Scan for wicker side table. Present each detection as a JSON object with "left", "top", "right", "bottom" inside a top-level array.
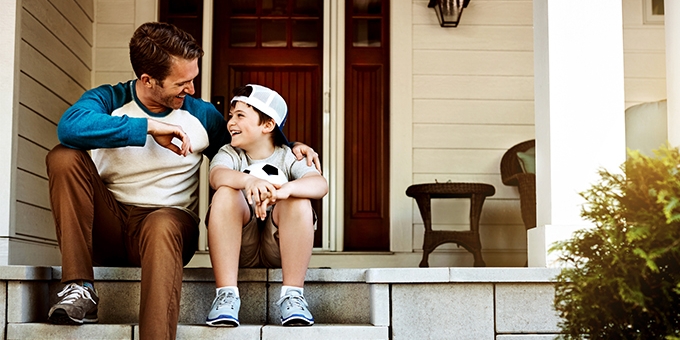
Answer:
[{"left": 406, "top": 182, "right": 496, "bottom": 267}]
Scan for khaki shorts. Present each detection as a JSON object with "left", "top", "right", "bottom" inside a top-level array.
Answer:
[{"left": 207, "top": 200, "right": 317, "bottom": 269}]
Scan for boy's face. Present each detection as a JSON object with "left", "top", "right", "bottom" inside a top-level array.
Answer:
[{"left": 227, "top": 101, "right": 273, "bottom": 150}]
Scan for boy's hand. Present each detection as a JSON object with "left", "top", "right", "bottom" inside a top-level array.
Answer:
[
  {"left": 268, "top": 183, "right": 291, "bottom": 204},
  {"left": 291, "top": 142, "right": 321, "bottom": 173},
  {"left": 244, "top": 176, "right": 277, "bottom": 219}
]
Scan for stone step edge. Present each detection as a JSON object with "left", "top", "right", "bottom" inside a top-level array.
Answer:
[
  {"left": 0, "top": 265, "right": 563, "bottom": 284},
  {"left": 7, "top": 323, "right": 389, "bottom": 340}
]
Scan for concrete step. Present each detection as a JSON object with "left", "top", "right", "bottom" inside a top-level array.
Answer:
[
  {"left": 7, "top": 323, "right": 389, "bottom": 340},
  {"left": 11, "top": 267, "right": 376, "bottom": 326},
  {"left": 0, "top": 265, "right": 565, "bottom": 339}
]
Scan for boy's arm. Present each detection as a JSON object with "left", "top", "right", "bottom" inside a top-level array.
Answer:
[
  {"left": 210, "top": 165, "right": 278, "bottom": 206},
  {"left": 274, "top": 172, "right": 328, "bottom": 201},
  {"left": 210, "top": 166, "right": 250, "bottom": 190}
]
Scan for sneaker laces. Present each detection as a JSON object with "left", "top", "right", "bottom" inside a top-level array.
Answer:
[
  {"left": 215, "top": 290, "right": 237, "bottom": 310},
  {"left": 56, "top": 283, "right": 97, "bottom": 305},
  {"left": 277, "top": 292, "right": 309, "bottom": 311}
]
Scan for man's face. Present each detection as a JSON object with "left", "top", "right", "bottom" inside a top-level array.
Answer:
[{"left": 149, "top": 58, "right": 199, "bottom": 111}]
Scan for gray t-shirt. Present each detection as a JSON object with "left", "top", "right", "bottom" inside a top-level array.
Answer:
[{"left": 210, "top": 144, "right": 319, "bottom": 182}]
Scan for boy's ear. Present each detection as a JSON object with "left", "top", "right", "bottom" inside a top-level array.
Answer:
[{"left": 263, "top": 119, "right": 276, "bottom": 133}]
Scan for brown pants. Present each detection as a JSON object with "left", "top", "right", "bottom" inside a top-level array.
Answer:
[{"left": 46, "top": 144, "right": 199, "bottom": 340}]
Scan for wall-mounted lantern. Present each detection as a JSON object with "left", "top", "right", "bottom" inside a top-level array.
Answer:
[{"left": 428, "top": 0, "right": 470, "bottom": 27}]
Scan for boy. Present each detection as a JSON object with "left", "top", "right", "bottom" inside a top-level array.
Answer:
[{"left": 206, "top": 84, "right": 328, "bottom": 327}]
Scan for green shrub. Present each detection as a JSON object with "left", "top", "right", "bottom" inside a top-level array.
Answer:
[{"left": 552, "top": 145, "right": 680, "bottom": 339}]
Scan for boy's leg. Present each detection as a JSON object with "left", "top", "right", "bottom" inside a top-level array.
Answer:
[
  {"left": 127, "top": 207, "right": 199, "bottom": 340},
  {"left": 270, "top": 198, "right": 315, "bottom": 287},
  {"left": 266, "top": 198, "right": 315, "bottom": 326},
  {"left": 205, "top": 187, "right": 252, "bottom": 327},
  {"left": 207, "top": 187, "right": 251, "bottom": 287}
]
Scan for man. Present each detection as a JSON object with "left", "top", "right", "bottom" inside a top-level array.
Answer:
[{"left": 45, "top": 22, "right": 318, "bottom": 339}]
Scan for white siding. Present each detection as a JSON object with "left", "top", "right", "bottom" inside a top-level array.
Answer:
[
  {"left": 14, "top": 0, "right": 93, "bottom": 263},
  {"left": 406, "top": 0, "right": 666, "bottom": 267},
  {"left": 409, "top": 0, "right": 534, "bottom": 266},
  {"left": 622, "top": 0, "right": 667, "bottom": 107},
  {"left": 93, "top": 0, "right": 157, "bottom": 86}
]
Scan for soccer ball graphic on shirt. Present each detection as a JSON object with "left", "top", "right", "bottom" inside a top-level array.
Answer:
[{"left": 243, "top": 163, "right": 288, "bottom": 185}]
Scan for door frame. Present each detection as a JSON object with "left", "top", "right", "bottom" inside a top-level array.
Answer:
[{"left": 197, "top": 0, "right": 345, "bottom": 251}]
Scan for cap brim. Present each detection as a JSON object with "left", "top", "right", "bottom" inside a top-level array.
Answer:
[{"left": 274, "top": 125, "right": 290, "bottom": 146}]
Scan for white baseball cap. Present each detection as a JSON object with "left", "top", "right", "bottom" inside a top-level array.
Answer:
[{"left": 231, "top": 84, "right": 289, "bottom": 146}]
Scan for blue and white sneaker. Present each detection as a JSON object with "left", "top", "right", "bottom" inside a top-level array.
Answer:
[
  {"left": 277, "top": 288, "right": 314, "bottom": 326},
  {"left": 206, "top": 288, "right": 240, "bottom": 327}
]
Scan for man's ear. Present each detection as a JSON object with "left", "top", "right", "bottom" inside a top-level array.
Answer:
[{"left": 140, "top": 74, "right": 154, "bottom": 88}]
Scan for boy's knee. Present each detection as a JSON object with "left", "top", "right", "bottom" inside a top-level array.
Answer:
[
  {"left": 212, "top": 186, "right": 242, "bottom": 205},
  {"left": 273, "top": 198, "right": 314, "bottom": 227},
  {"left": 279, "top": 197, "right": 312, "bottom": 212}
]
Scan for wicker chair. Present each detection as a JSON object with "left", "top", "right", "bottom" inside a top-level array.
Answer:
[{"left": 500, "top": 139, "right": 536, "bottom": 230}]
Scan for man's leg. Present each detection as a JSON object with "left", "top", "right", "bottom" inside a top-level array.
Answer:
[
  {"left": 127, "top": 207, "right": 198, "bottom": 340},
  {"left": 46, "top": 145, "right": 128, "bottom": 324},
  {"left": 47, "top": 144, "right": 128, "bottom": 282}
]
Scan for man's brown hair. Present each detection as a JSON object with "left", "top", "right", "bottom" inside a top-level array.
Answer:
[{"left": 129, "top": 22, "right": 204, "bottom": 82}]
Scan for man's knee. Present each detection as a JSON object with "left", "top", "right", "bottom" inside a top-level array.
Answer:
[
  {"left": 141, "top": 209, "right": 195, "bottom": 240},
  {"left": 140, "top": 209, "right": 198, "bottom": 264},
  {"left": 46, "top": 144, "right": 89, "bottom": 173}
]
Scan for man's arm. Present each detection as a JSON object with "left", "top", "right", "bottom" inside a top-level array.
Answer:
[
  {"left": 57, "top": 82, "right": 149, "bottom": 150},
  {"left": 289, "top": 142, "right": 322, "bottom": 173}
]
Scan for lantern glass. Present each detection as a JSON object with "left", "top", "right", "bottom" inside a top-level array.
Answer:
[{"left": 430, "top": 0, "right": 468, "bottom": 27}]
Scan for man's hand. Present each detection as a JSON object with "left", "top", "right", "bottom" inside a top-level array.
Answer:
[
  {"left": 147, "top": 119, "right": 193, "bottom": 156},
  {"left": 291, "top": 142, "right": 321, "bottom": 173}
]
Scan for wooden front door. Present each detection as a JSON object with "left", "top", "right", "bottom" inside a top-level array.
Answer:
[
  {"left": 166, "top": 0, "right": 391, "bottom": 251},
  {"left": 343, "top": 0, "right": 390, "bottom": 251},
  {"left": 211, "top": 0, "right": 324, "bottom": 246}
]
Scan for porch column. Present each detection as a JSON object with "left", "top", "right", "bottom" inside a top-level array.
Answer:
[
  {"left": 666, "top": 0, "right": 680, "bottom": 146},
  {"left": 528, "top": 1, "right": 626, "bottom": 267},
  {"left": 0, "top": 0, "right": 20, "bottom": 240}
]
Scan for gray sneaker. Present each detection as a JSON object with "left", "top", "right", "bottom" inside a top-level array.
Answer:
[
  {"left": 206, "top": 287, "right": 240, "bottom": 327},
  {"left": 48, "top": 282, "right": 99, "bottom": 324},
  {"left": 277, "top": 288, "right": 314, "bottom": 326}
]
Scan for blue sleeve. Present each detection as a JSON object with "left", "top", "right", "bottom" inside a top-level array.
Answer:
[{"left": 57, "top": 81, "right": 148, "bottom": 150}]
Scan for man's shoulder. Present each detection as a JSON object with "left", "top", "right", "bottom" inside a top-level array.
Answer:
[
  {"left": 88, "top": 80, "right": 132, "bottom": 95},
  {"left": 75, "top": 80, "right": 134, "bottom": 111}
]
